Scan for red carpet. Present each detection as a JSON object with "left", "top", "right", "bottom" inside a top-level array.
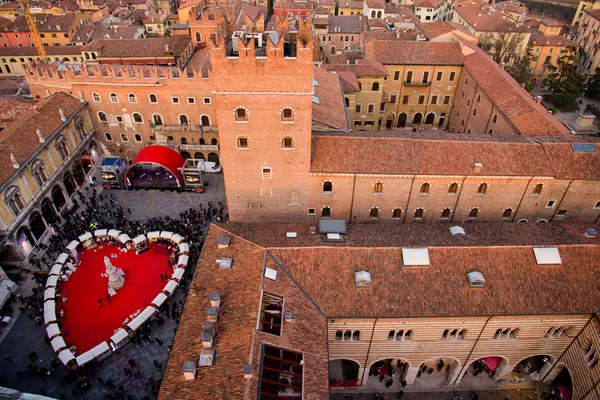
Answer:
[{"left": 57, "top": 243, "right": 174, "bottom": 353}]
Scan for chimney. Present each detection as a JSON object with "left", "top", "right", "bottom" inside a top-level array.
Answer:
[
  {"left": 473, "top": 162, "right": 483, "bottom": 174},
  {"left": 56, "top": 24, "right": 61, "bottom": 30},
  {"left": 182, "top": 361, "right": 197, "bottom": 380},
  {"left": 164, "top": 44, "right": 170, "bottom": 52},
  {"left": 243, "top": 364, "right": 253, "bottom": 379},
  {"left": 209, "top": 292, "right": 221, "bottom": 307},
  {"left": 200, "top": 331, "right": 213, "bottom": 349},
  {"left": 205, "top": 306, "right": 219, "bottom": 322},
  {"left": 202, "top": 321, "right": 216, "bottom": 337}
]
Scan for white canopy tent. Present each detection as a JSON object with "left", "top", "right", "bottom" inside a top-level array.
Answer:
[
  {"left": 140, "top": 306, "right": 156, "bottom": 320},
  {"left": 66, "top": 240, "right": 80, "bottom": 252},
  {"left": 110, "top": 329, "right": 130, "bottom": 349},
  {"left": 127, "top": 314, "right": 146, "bottom": 332},
  {"left": 118, "top": 234, "right": 132, "bottom": 244},
  {"left": 178, "top": 243, "right": 189, "bottom": 253},
  {"left": 94, "top": 229, "right": 108, "bottom": 238},
  {"left": 78, "top": 232, "right": 93, "bottom": 244},
  {"left": 147, "top": 231, "right": 160, "bottom": 241},
  {"left": 49, "top": 264, "right": 63, "bottom": 276},
  {"left": 51, "top": 336, "right": 67, "bottom": 352},
  {"left": 46, "top": 275, "right": 58, "bottom": 288},
  {"left": 46, "top": 323, "right": 60, "bottom": 339},
  {"left": 177, "top": 255, "right": 188, "bottom": 267},
  {"left": 132, "top": 235, "right": 147, "bottom": 245},
  {"left": 91, "top": 341, "right": 111, "bottom": 360},
  {"left": 58, "top": 349, "right": 75, "bottom": 366},
  {"left": 44, "top": 310, "right": 57, "bottom": 324},
  {"left": 55, "top": 253, "right": 69, "bottom": 265},
  {"left": 43, "top": 300, "right": 55, "bottom": 315},
  {"left": 171, "top": 234, "right": 183, "bottom": 244},
  {"left": 76, "top": 350, "right": 95, "bottom": 367},
  {"left": 160, "top": 231, "right": 174, "bottom": 240},
  {"left": 108, "top": 229, "right": 121, "bottom": 239},
  {"left": 172, "top": 268, "right": 185, "bottom": 281},
  {"left": 151, "top": 293, "right": 167, "bottom": 308},
  {"left": 44, "top": 288, "right": 56, "bottom": 301},
  {"left": 163, "top": 280, "right": 177, "bottom": 295}
]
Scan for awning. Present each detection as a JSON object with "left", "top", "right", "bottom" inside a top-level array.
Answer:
[
  {"left": 558, "top": 385, "right": 572, "bottom": 400},
  {"left": 172, "top": 268, "right": 185, "bottom": 281},
  {"left": 46, "top": 275, "right": 58, "bottom": 288},
  {"left": 108, "top": 229, "right": 121, "bottom": 238},
  {"left": 46, "top": 323, "right": 60, "bottom": 339},
  {"left": 51, "top": 336, "right": 67, "bottom": 352},
  {"left": 482, "top": 356, "right": 503, "bottom": 372},
  {"left": 58, "top": 349, "right": 75, "bottom": 366},
  {"left": 44, "top": 310, "right": 57, "bottom": 324},
  {"left": 133, "top": 235, "right": 147, "bottom": 245},
  {"left": 147, "top": 231, "right": 160, "bottom": 240},
  {"left": 151, "top": 293, "right": 167, "bottom": 308},
  {"left": 55, "top": 253, "right": 68, "bottom": 265},
  {"left": 44, "top": 288, "right": 56, "bottom": 301},
  {"left": 78, "top": 232, "right": 93, "bottom": 243},
  {"left": 177, "top": 255, "right": 188, "bottom": 267},
  {"left": 126, "top": 145, "right": 186, "bottom": 186},
  {"left": 179, "top": 243, "right": 189, "bottom": 253},
  {"left": 110, "top": 328, "right": 130, "bottom": 346},
  {"left": 118, "top": 234, "right": 132, "bottom": 244},
  {"left": 43, "top": 300, "right": 55, "bottom": 315},
  {"left": 76, "top": 349, "right": 95, "bottom": 367},
  {"left": 95, "top": 229, "right": 108, "bottom": 237},
  {"left": 66, "top": 240, "right": 80, "bottom": 251},
  {"left": 160, "top": 231, "right": 174, "bottom": 239},
  {"left": 91, "top": 341, "right": 111, "bottom": 359},
  {"left": 163, "top": 280, "right": 177, "bottom": 295},
  {"left": 171, "top": 234, "right": 183, "bottom": 244},
  {"left": 49, "top": 264, "right": 62, "bottom": 276}
]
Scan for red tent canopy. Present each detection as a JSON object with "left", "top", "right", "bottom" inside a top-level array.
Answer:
[
  {"left": 482, "top": 357, "right": 503, "bottom": 372},
  {"left": 127, "top": 145, "right": 185, "bottom": 186}
]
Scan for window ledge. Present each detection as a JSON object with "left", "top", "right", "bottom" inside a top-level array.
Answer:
[
  {"left": 419, "top": 193, "right": 429, "bottom": 196},
  {"left": 477, "top": 193, "right": 486, "bottom": 196},
  {"left": 323, "top": 191, "right": 333, "bottom": 195},
  {"left": 372, "top": 192, "right": 383, "bottom": 196},
  {"left": 447, "top": 193, "right": 457, "bottom": 196},
  {"left": 235, "top": 121, "right": 249, "bottom": 124}
]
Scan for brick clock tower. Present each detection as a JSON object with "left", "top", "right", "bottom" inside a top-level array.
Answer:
[{"left": 210, "top": 20, "right": 314, "bottom": 223}]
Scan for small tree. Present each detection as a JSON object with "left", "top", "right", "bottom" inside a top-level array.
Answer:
[
  {"left": 544, "top": 47, "right": 586, "bottom": 107},
  {"left": 507, "top": 44, "right": 534, "bottom": 90},
  {"left": 479, "top": 28, "right": 526, "bottom": 65},
  {"left": 585, "top": 67, "right": 600, "bottom": 98}
]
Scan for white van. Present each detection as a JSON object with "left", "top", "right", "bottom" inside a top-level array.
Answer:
[{"left": 197, "top": 161, "right": 222, "bottom": 173}]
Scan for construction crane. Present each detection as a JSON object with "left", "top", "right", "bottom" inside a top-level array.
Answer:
[{"left": 3, "top": 0, "right": 48, "bottom": 60}]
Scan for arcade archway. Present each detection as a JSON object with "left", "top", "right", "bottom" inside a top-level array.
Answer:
[
  {"left": 41, "top": 197, "right": 58, "bottom": 225},
  {"left": 16, "top": 226, "right": 34, "bottom": 255},
  {"left": 29, "top": 212, "right": 46, "bottom": 240},
  {"left": 329, "top": 359, "right": 360, "bottom": 387},
  {"left": 51, "top": 185, "right": 66, "bottom": 211},
  {"left": 72, "top": 162, "right": 85, "bottom": 186},
  {"left": 459, "top": 356, "right": 507, "bottom": 387},
  {"left": 414, "top": 357, "right": 459, "bottom": 388},
  {"left": 366, "top": 358, "right": 410, "bottom": 390},
  {"left": 63, "top": 172, "right": 77, "bottom": 195}
]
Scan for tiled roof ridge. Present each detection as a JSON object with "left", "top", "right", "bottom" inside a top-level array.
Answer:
[
  {"left": 312, "top": 131, "right": 539, "bottom": 145},
  {"left": 211, "top": 223, "right": 267, "bottom": 249},
  {"left": 266, "top": 243, "right": 600, "bottom": 250}
]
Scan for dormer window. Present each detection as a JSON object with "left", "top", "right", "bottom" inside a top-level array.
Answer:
[{"left": 467, "top": 271, "right": 485, "bottom": 288}]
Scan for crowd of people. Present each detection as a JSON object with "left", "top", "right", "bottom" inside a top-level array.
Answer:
[{"left": 2, "top": 185, "right": 215, "bottom": 399}]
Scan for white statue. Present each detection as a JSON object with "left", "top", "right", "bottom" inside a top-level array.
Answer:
[
  {"left": 10, "top": 154, "right": 19, "bottom": 169},
  {"left": 59, "top": 108, "right": 66, "bottom": 122},
  {"left": 37, "top": 129, "right": 45, "bottom": 143},
  {"left": 104, "top": 256, "right": 125, "bottom": 290}
]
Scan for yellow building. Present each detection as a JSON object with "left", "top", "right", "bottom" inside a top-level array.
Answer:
[
  {"left": 0, "top": 92, "right": 99, "bottom": 266},
  {"left": 337, "top": 0, "right": 363, "bottom": 15},
  {"left": 574, "top": 9, "right": 600, "bottom": 75},
  {"left": 143, "top": 12, "right": 170, "bottom": 36},
  {"left": 529, "top": 33, "right": 578, "bottom": 79}
]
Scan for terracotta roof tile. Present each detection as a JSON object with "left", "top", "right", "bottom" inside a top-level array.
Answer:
[
  {"left": 528, "top": 32, "right": 578, "bottom": 47},
  {"left": 337, "top": 71, "right": 360, "bottom": 93},
  {"left": 312, "top": 67, "right": 349, "bottom": 130},
  {"left": 81, "top": 36, "right": 191, "bottom": 58},
  {"left": 365, "top": 40, "right": 464, "bottom": 65},
  {"left": 454, "top": 1, "right": 520, "bottom": 32},
  {"left": 323, "top": 58, "right": 388, "bottom": 76},
  {"left": 328, "top": 15, "right": 367, "bottom": 33},
  {"left": 539, "top": 142, "right": 600, "bottom": 180}
]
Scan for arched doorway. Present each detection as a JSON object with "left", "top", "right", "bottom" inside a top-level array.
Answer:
[
  {"left": 367, "top": 358, "right": 410, "bottom": 390},
  {"left": 0, "top": 243, "right": 24, "bottom": 267},
  {"left": 194, "top": 152, "right": 205, "bottom": 160},
  {"left": 413, "top": 113, "right": 423, "bottom": 126},
  {"left": 397, "top": 113, "right": 407, "bottom": 128},
  {"left": 29, "top": 212, "right": 46, "bottom": 240},
  {"left": 549, "top": 365, "right": 573, "bottom": 400},
  {"left": 63, "top": 172, "right": 77, "bottom": 195},
  {"left": 329, "top": 359, "right": 360, "bottom": 387},
  {"left": 513, "top": 355, "right": 553, "bottom": 382},
  {"left": 41, "top": 198, "right": 58, "bottom": 225},
  {"left": 414, "top": 357, "right": 459, "bottom": 388},
  {"left": 16, "top": 226, "right": 34, "bottom": 255},
  {"left": 72, "top": 162, "right": 85, "bottom": 186},
  {"left": 425, "top": 112, "right": 435, "bottom": 125},
  {"left": 180, "top": 151, "right": 191, "bottom": 159},
  {"left": 384, "top": 113, "right": 395, "bottom": 129},
  {"left": 458, "top": 356, "right": 508, "bottom": 387},
  {"left": 80, "top": 150, "right": 93, "bottom": 173},
  {"left": 208, "top": 153, "right": 219, "bottom": 165},
  {"left": 51, "top": 185, "right": 66, "bottom": 211}
]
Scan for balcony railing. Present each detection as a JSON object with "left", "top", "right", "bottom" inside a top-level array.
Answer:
[
  {"left": 179, "top": 144, "right": 219, "bottom": 151},
  {"left": 151, "top": 124, "right": 217, "bottom": 132}
]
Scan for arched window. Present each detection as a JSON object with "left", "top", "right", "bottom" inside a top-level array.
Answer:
[
  {"left": 373, "top": 181, "right": 383, "bottom": 193},
  {"left": 110, "top": 93, "right": 118, "bottom": 103},
  {"left": 56, "top": 137, "right": 69, "bottom": 160},
  {"left": 392, "top": 208, "right": 402, "bottom": 219},
  {"left": 195, "top": 32, "right": 201, "bottom": 42},
  {"left": 323, "top": 181, "right": 333, "bottom": 193},
  {"left": 281, "top": 108, "right": 293, "bottom": 121},
  {"left": 199, "top": 138, "right": 206, "bottom": 145},
  {"left": 201, "top": 115, "right": 210, "bottom": 126},
  {"left": 149, "top": 93, "right": 158, "bottom": 103},
  {"left": 345, "top": 98, "right": 350, "bottom": 108},
  {"left": 235, "top": 107, "right": 247, "bottom": 121},
  {"left": 369, "top": 208, "right": 379, "bottom": 219},
  {"left": 377, "top": 10, "right": 382, "bottom": 18},
  {"left": 322, "top": 206, "right": 331, "bottom": 218},
  {"left": 211, "top": 138, "right": 218, "bottom": 145},
  {"left": 128, "top": 93, "right": 137, "bottom": 103},
  {"left": 32, "top": 160, "right": 48, "bottom": 187},
  {"left": 92, "top": 92, "right": 101, "bottom": 102},
  {"left": 181, "top": 137, "right": 188, "bottom": 144},
  {"left": 372, "top": 82, "right": 379, "bottom": 91},
  {"left": 448, "top": 183, "right": 458, "bottom": 194},
  {"left": 533, "top": 183, "right": 543, "bottom": 195},
  {"left": 420, "top": 182, "right": 430, "bottom": 194},
  {"left": 344, "top": 36, "right": 349, "bottom": 41},
  {"left": 477, "top": 183, "right": 487, "bottom": 194},
  {"left": 469, "top": 208, "right": 479, "bottom": 219},
  {"left": 121, "top": 133, "right": 129, "bottom": 142},
  {"left": 153, "top": 114, "right": 163, "bottom": 126},
  {"left": 371, "top": 10, "right": 376, "bottom": 17},
  {"left": 413, "top": 112, "right": 422, "bottom": 124},
  {"left": 502, "top": 208, "right": 513, "bottom": 219},
  {"left": 98, "top": 111, "right": 108, "bottom": 123},
  {"left": 179, "top": 114, "right": 189, "bottom": 125},
  {"left": 132, "top": 112, "right": 143, "bottom": 123},
  {"left": 105, "top": 132, "right": 112, "bottom": 141},
  {"left": 414, "top": 208, "right": 424, "bottom": 219},
  {"left": 441, "top": 208, "right": 451, "bottom": 219},
  {"left": 5, "top": 186, "right": 25, "bottom": 215},
  {"left": 425, "top": 112, "right": 435, "bottom": 124},
  {"left": 237, "top": 136, "right": 249, "bottom": 148},
  {"left": 134, "top": 133, "right": 142, "bottom": 142}
]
